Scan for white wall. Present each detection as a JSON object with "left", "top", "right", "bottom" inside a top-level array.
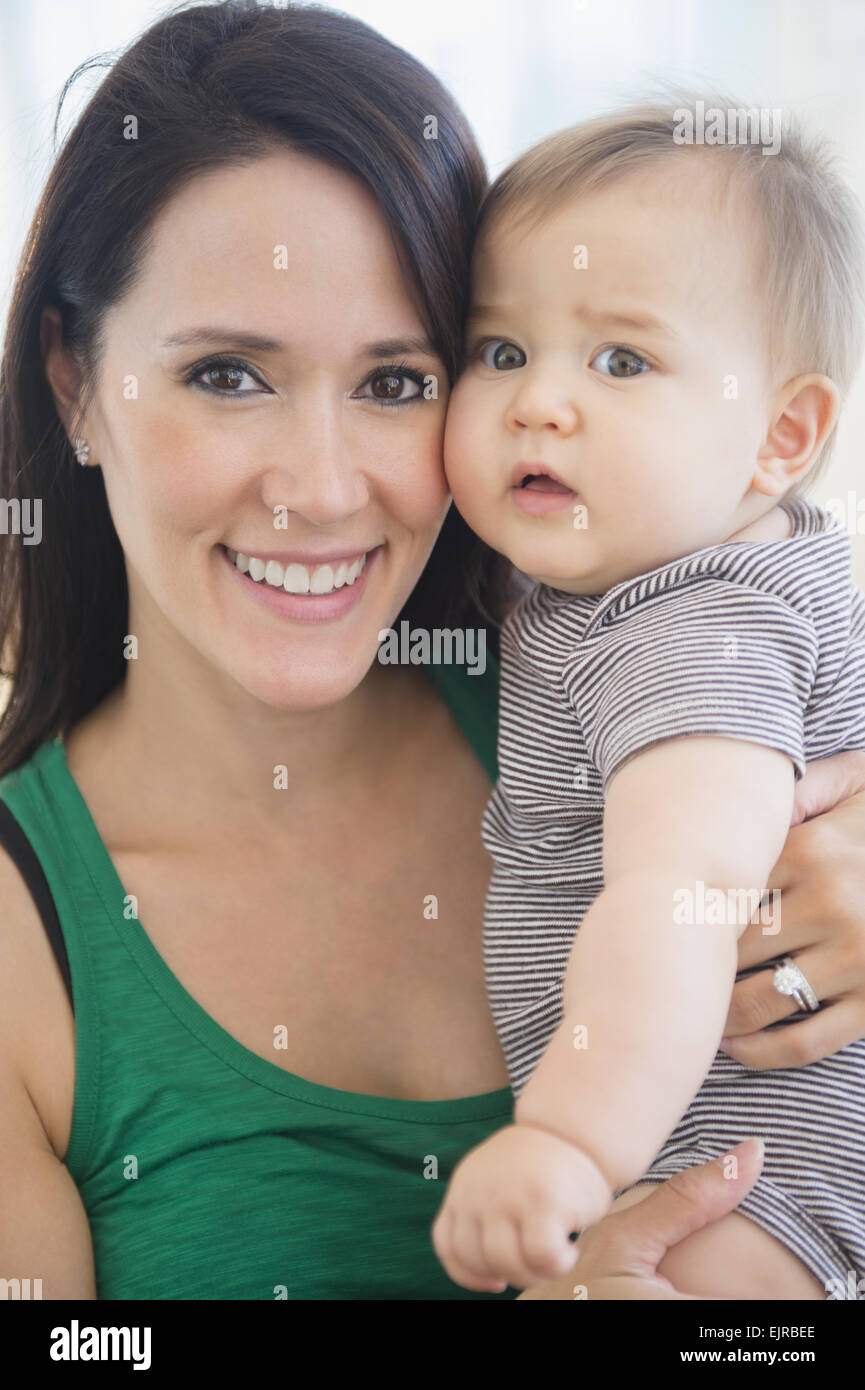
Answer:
[{"left": 2, "top": 0, "right": 863, "bottom": 577}]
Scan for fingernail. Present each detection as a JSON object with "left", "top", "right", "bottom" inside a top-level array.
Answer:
[{"left": 727, "top": 1136, "right": 764, "bottom": 1160}]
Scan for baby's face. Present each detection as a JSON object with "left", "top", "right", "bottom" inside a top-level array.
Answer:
[{"left": 445, "top": 160, "right": 777, "bottom": 592}]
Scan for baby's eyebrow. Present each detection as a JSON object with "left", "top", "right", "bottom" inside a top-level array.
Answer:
[
  {"left": 465, "top": 303, "right": 681, "bottom": 342},
  {"left": 466, "top": 304, "right": 495, "bottom": 324},
  {"left": 577, "top": 306, "right": 681, "bottom": 341}
]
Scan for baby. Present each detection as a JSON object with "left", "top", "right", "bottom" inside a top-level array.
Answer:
[{"left": 433, "top": 94, "right": 865, "bottom": 1299}]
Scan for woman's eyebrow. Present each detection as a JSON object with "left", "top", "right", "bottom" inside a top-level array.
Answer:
[
  {"left": 159, "top": 328, "right": 438, "bottom": 357},
  {"left": 363, "top": 336, "right": 438, "bottom": 358},
  {"left": 160, "top": 327, "right": 285, "bottom": 352}
]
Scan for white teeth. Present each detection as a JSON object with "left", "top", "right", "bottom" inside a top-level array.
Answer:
[
  {"left": 227, "top": 546, "right": 369, "bottom": 595},
  {"left": 309, "top": 564, "right": 335, "bottom": 595},
  {"left": 283, "top": 563, "right": 311, "bottom": 595}
]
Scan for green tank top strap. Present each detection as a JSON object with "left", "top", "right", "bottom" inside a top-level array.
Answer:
[{"left": 423, "top": 648, "right": 500, "bottom": 783}]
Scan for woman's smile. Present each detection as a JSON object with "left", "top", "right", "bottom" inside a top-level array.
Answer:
[{"left": 217, "top": 540, "right": 383, "bottom": 622}]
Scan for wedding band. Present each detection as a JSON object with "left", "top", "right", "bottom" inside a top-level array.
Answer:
[{"left": 772, "top": 956, "right": 820, "bottom": 1012}]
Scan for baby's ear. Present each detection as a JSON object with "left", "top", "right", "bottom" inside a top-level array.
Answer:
[
  {"left": 750, "top": 372, "right": 839, "bottom": 497},
  {"left": 751, "top": 373, "right": 839, "bottom": 495}
]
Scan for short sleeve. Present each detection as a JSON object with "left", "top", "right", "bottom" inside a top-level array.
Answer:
[{"left": 563, "top": 578, "right": 818, "bottom": 787}]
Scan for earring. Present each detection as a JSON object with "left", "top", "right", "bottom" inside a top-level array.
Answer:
[{"left": 73, "top": 437, "right": 90, "bottom": 466}]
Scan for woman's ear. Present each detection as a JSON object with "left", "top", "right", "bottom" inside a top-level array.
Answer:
[
  {"left": 40, "top": 304, "right": 85, "bottom": 437},
  {"left": 751, "top": 373, "right": 840, "bottom": 496}
]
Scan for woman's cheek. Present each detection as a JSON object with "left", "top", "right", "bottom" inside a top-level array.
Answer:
[
  {"left": 369, "top": 416, "right": 451, "bottom": 539},
  {"left": 104, "top": 400, "right": 213, "bottom": 522}
]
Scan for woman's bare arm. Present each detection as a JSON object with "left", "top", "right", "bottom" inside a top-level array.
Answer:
[
  {"left": 0, "top": 846, "right": 96, "bottom": 1299},
  {"left": 0, "top": 1072, "right": 97, "bottom": 1299}
]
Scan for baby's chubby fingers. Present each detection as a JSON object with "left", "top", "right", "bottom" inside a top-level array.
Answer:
[
  {"left": 434, "top": 1204, "right": 572, "bottom": 1293},
  {"left": 520, "top": 1211, "right": 581, "bottom": 1282},
  {"left": 431, "top": 1208, "right": 508, "bottom": 1293},
  {"left": 479, "top": 1212, "right": 581, "bottom": 1291},
  {"left": 430, "top": 1122, "right": 613, "bottom": 1290},
  {"left": 479, "top": 1216, "right": 530, "bottom": 1289}
]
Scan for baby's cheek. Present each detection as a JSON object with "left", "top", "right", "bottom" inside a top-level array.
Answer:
[{"left": 443, "top": 389, "right": 487, "bottom": 498}]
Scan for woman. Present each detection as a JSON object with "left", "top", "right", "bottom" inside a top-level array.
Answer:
[{"left": 1, "top": 1, "right": 864, "bottom": 1301}]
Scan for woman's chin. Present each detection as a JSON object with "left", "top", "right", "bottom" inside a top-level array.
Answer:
[{"left": 226, "top": 650, "right": 381, "bottom": 713}]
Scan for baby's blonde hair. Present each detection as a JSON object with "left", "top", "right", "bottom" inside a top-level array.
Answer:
[{"left": 477, "top": 87, "right": 865, "bottom": 484}]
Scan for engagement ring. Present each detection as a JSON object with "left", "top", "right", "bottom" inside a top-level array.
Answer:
[{"left": 772, "top": 956, "right": 820, "bottom": 1013}]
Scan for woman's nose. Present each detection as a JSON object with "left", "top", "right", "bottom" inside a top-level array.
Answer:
[
  {"left": 258, "top": 415, "right": 370, "bottom": 526},
  {"left": 505, "top": 369, "right": 580, "bottom": 437}
]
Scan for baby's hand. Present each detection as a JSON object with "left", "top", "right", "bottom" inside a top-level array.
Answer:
[{"left": 430, "top": 1122, "right": 614, "bottom": 1292}]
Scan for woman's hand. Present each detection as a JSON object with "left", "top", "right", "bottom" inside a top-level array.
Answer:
[
  {"left": 723, "top": 751, "right": 865, "bottom": 1069},
  {"left": 517, "top": 1138, "right": 764, "bottom": 1300}
]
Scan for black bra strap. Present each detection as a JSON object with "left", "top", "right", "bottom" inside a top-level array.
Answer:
[{"left": 0, "top": 800, "right": 73, "bottom": 1009}]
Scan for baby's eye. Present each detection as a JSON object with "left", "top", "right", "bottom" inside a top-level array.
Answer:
[
  {"left": 591, "top": 346, "right": 650, "bottom": 378},
  {"left": 479, "top": 340, "right": 527, "bottom": 371}
]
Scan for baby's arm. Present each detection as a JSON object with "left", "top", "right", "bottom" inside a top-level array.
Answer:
[{"left": 514, "top": 734, "right": 795, "bottom": 1195}]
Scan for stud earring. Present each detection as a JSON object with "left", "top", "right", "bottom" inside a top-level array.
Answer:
[{"left": 73, "top": 437, "right": 90, "bottom": 466}]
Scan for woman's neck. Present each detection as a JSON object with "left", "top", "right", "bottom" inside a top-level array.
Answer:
[{"left": 64, "top": 644, "right": 418, "bottom": 851}]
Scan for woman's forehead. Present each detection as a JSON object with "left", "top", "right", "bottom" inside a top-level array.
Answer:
[{"left": 106, "top": 151, "right": 433, "bottom": 355}]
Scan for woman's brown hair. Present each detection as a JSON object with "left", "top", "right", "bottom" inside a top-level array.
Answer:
[{"left": 0, "top": 0, "right": 510, "bottom": 775}]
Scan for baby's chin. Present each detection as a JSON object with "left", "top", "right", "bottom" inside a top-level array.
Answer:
[{"left": 496, "top": 533, "right": 608, "bottom": 593}]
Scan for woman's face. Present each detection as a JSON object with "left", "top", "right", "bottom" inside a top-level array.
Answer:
[{"left": 55, "top": 150, "right": 451, "bottom": 710}]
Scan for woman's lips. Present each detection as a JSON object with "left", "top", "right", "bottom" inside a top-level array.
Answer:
[
  {"left": 219, "top": 542, "right": 380, "bottom": 621},
  {"left": 510, "top": 476, "right": 579, "bottom": 515}
]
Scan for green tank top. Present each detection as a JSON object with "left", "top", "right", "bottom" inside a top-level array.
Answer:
[{"left": 0, "top": 656, "right": 516, "bottom": 1300}]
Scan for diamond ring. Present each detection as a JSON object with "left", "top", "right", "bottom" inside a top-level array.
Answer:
[{"left": 772, "top": 956, "right": 820, "bottom": 1013}]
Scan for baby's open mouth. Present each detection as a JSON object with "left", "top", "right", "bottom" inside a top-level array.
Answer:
[
  {"left": 510, "top": 464, "right": 579, "bottom": 515},
  {"left": 511, "top": 462, "right": 577, "bottom": 495},
  {"left": 518, "top": 474, "right": 575, "bottom": 494}
]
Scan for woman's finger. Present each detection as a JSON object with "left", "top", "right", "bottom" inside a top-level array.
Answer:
[
  {"left": 591, "top": 1138, "right": 765, "bottom": 1276},
  {"left": 734, "top": 905, "right": 821, "bottom": 971},
  {"left": 725, "top": 946, "right": 836, "bottom": 1036},
  {"left": 718, "top": 999, "right": 862, "bottom": 1069},
  {"left": 763, "top": 806, "right": 845, "bottom": 895},
  {"left": 791, "top": 751, "right": 865, "bottom": 826}
]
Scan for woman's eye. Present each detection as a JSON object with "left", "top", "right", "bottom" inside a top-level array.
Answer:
[
  {"left": 355, "top": 367, "right": 425, "bottom": 406},
  {"left": 479, "top": 340, "right": 526, "bottom": 371},
  {"left": 591, "top": 346, "right": 650, "bottom": 378},
  {"left": 187, "top": 359, "right": 267, "bottom": 395}
]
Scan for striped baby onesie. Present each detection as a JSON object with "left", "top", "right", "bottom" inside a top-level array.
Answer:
[{"left": 482, "top": 493, "right": 865, "bottom": 1296}]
